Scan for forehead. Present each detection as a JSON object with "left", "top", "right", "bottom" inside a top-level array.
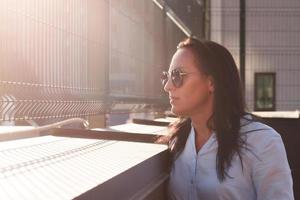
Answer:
[{"left": 169, "top": 48, "right": 199, "bottom": 71}]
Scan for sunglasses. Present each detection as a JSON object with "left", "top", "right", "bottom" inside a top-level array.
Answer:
[{"left": 161, "top": 68, "right": 195, "bottom": 88}]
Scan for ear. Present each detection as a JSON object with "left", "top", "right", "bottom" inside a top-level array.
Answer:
[{"left": 207, "top": 76, "right": 215, "bottom": 93}]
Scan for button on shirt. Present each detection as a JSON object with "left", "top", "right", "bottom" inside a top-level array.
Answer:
[{"left": 168, "top": 118, "right": 294, "bottom": 200}]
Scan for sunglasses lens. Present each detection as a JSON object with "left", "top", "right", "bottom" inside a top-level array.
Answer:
[
  {"left": 161, "top": 69, "right": 184, "bottom": 88},
  {"left": 160, "top": 72, "right": 168, "bottom": 86},
  {"left": 171, "top": 69, "right": 182, "bottom": 87}
]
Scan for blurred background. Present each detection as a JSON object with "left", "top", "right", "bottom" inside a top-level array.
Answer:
[
  {"left": 0, "top": 0, "right": 184, "bottom": 127},
  {"left": 0, "top": 0, "right": 299, "bottom": 198},
  {"left": 0, "top": 0, "right": 299, "bottom": 127}
]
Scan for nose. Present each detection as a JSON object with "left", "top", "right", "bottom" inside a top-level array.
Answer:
[{"left": 163, "top": 77, "right": 175, "bottom": 92}]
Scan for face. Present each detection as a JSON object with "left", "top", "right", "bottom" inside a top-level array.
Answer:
[{"left": 164, "top": 48, "right": 214, "bottom": 117}]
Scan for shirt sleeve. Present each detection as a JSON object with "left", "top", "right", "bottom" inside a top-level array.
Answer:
[{"left": 251, "top": 131, "right": 294, "bottom": 200}]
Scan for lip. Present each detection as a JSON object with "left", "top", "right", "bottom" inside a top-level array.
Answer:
[
  {"left": 169, "top": 96, "right": 179, "bottom": 104},
  {"left": 169, "top": 96, "right": 179, "bottom": 100}
]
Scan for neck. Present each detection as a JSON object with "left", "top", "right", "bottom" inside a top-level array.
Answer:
[
  {"left": 191, "top": 114, "right": 212, "bottom": 140},
  {"left": 190, "top": 103, "right": 214, "bottom": 140}
]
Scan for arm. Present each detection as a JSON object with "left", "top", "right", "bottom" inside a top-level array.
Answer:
[{"left": 252, "top": 132, "right": 294, "bottom": 200}]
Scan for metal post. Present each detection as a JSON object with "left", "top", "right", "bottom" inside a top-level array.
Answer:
[
  {"left": 240, "top": 0, "right": 246, "bottom": 88},
  {"left": 204, "top": 0, "right": 211, "bottom": 40}
]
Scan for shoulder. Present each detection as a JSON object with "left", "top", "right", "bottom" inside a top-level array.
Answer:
[
  {"left": 240, "top": 115, "right": 281, "bottom": 143},
  {"left": 239, "top": 116, "right": 290, "bottom": 170},
  {"left": 239, "top": 116, "right": 286, "bottom": 159},
  {"left": 239, "top": 116, "right": 294, "bottom": 199}
]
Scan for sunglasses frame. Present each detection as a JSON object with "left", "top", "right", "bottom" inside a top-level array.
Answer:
[{"left": 161, "top": 68, "right": 191, "bottom": 88}]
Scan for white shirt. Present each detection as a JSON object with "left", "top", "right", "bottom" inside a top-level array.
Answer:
[{"left": 168, "top": 117, "right": 294, "bottom": 200}]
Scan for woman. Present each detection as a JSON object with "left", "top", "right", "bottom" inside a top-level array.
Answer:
[{"left": 160, "top": 37, "right": 294, "bottom": 199}]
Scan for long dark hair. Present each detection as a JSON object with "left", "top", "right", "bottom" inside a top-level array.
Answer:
[{"left": 159, "top": 37, "right": 248, "bottom": 181}]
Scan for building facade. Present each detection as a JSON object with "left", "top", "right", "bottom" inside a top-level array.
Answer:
[{"left": 210, "top": 0, "right": 300, "bottom": 111}]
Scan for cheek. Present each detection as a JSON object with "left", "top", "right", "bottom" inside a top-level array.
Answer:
[
  {"left": 172, "top": 83, "right": 211, "bottom": 115},
  {"left": 185, "top": 88, "right": 209, "bottom": 107},
  {"left": 184, "top": 83, "right": 211, "bottom": 104},
  {"left": 185, "top": 81, "right": 210, "bottom": 102}
]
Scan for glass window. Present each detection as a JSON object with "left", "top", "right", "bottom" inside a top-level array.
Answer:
[{"left": 254, "top": 73, "right": 276, "bottom": 111}]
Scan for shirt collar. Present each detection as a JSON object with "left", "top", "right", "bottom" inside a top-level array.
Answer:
[{"left": 189, "top": 123, "right": 217, "bottom": 156}]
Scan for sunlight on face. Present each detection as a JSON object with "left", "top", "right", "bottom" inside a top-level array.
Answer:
[{"left": 164, "top": 48, "right": 214, "bottom": 117}]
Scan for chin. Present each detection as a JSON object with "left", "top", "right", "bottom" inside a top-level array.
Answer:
[{"left": 171, "top": 106, "right": 187, "bottom": 117}]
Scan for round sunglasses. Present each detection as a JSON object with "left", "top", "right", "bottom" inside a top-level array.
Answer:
[{"left": 160, "top": 68, "right": 196, "bottom": 88}]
